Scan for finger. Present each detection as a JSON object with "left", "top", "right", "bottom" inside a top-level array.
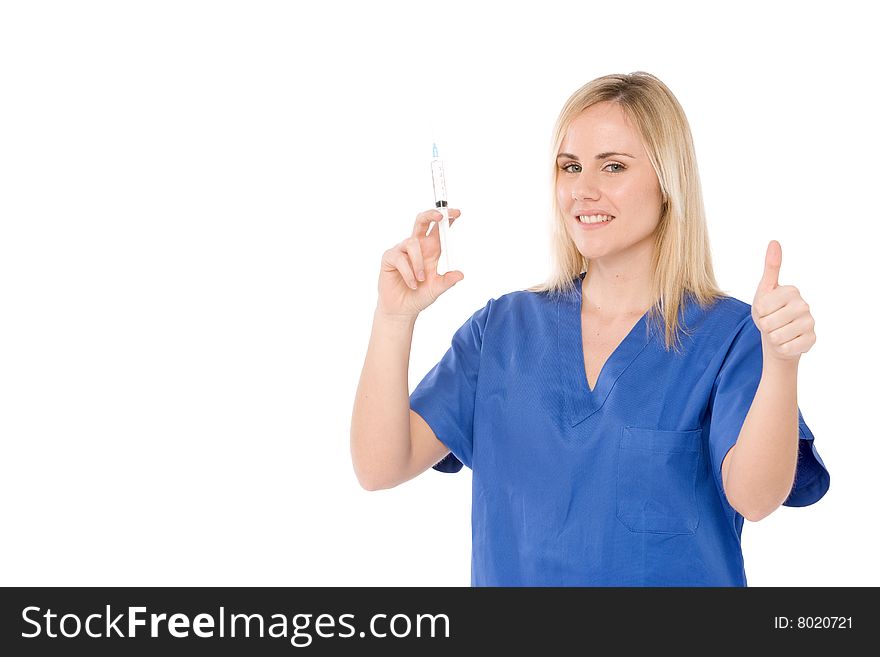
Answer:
[
  {"left": 775, "top": 332, "right": 814, "bottom": 357},
  {"left": 402, "top": 237, "right": 426, "bottom": 282},
  {"left": 755, "top": 286, "right": 802, "bottom": 322},
  {"left": 413, "top": 209, "right": 442, "bottom": 238},
  {"left": 413, "top": 208, "right": 462, "bottom": 238},
  {"left": 389, "top": 248, "right": 419, "bottom": 290},
  {"left": 757, "top": 240, "right": 782, "bottom": 295},
  {"left": 764, "top": 313, "right": 812, "bottom": 346},
  {"left": 758, "top": 293, "right": 808, "bottom": 332}
]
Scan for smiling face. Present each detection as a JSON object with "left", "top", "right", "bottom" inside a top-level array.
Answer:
[{"left": 555, "top": 101, "right": 665, "bottom": 264}]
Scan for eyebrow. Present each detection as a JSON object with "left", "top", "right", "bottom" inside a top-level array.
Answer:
[{"left": 556, "top": 151, "right": 636, "bottom": 161}]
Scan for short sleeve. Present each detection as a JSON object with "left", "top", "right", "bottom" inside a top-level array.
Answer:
[
  {"left": 409, "top": 300, "right": 493, "bottom": 473},
  {"left": 708, "top": 314, "right": 830, "bottom": 511}
]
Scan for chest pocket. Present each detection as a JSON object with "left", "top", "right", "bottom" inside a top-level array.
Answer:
[{"left": 616, "top": 426, "right": 703, "bottom": 534}]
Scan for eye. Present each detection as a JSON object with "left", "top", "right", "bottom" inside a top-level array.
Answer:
[{"left": 558, "top": 162, "right": 626, "bottom": 174}]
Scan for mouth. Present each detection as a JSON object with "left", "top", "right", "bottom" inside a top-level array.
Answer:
[{"left": 576, "top": 214, "right": 615, "bottom": 225}]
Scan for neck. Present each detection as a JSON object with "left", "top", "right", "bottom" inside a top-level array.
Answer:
[{"left": 581, "top": 255, "right": 653, "bottom": 317}]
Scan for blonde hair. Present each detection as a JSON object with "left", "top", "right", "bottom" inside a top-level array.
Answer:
[{"left": 528, "top": 71, "right": 731, "bottom": 353}]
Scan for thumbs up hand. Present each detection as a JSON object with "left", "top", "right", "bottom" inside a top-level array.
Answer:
[{"left": 752, "top": 240, "right": 816, "bottom": 363}]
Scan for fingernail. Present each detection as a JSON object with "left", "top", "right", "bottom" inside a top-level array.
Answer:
[{"left": 418, "top": 270, "right": 425, "bottom": 281}]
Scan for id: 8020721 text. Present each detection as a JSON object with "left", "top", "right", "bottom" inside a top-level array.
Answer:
[{"left": 773, "top": 616, "right": 852, "bottom": 629}]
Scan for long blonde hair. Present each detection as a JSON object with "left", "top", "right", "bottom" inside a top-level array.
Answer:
[{"left": 528, "top": 71, "right": 731, "bottom": 353}]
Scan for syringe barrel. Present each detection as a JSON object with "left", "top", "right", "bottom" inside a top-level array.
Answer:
[{"left": 431, "top": 158, "right": 447, "bottom": 207}]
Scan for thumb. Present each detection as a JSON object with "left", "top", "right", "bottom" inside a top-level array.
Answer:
[
  {"left": 757, "top": 240, "right": 781, "bottom": 295},
  {"left": 438, "top": 270, "right": 464, "bottom": 293}
]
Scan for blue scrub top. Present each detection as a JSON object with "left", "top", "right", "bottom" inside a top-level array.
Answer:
[{"left": 409, "top": 274, "right": 830, "bottom": 586}]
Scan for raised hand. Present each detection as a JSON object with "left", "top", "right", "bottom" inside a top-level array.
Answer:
[
  {"left": 377, "top": 208, "right": 464, "bottom": 318},
  {"left": 751, "top": 240, "right": 816, "bottom": 362}
]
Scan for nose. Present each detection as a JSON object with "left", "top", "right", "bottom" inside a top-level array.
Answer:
[{"left": 571, "top": 177, "right": 600, "bottom": 201}]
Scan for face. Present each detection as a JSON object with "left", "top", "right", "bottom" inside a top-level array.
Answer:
[{"left": 555, "top": 102, "right": 665, "bottom": 264}]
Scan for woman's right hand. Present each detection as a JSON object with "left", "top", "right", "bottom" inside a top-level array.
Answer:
[{"left": 377, "top": 208, "right": 464, "bottom": 318}]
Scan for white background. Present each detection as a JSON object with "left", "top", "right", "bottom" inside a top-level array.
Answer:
[{"left": 1, "top": 0, "right": 876, "bottom": 586}]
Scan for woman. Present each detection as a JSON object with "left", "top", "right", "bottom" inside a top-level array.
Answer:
[{"left": 350, "top": 71, "right": 830, "bottom": 586}]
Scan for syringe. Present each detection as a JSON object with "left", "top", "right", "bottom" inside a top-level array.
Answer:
[{"left": 429, "top": 142, "right": 452, "bottom": 275}]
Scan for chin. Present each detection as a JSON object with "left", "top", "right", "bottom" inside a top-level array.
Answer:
[{"left": 570, "top": 236, "right": 610, "bottom": 260}]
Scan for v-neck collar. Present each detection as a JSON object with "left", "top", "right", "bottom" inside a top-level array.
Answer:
[{"left": 556, "top": 272, "right": 654, "bottom": 427}]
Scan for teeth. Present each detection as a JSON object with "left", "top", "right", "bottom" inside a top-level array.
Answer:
[{"left": 578, "top": 214, "right": 613, "bottom": 224}]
